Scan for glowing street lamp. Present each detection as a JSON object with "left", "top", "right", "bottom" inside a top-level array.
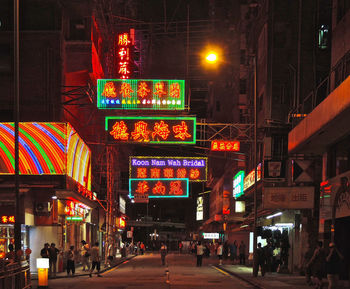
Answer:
[{"left": 205, "top": 52, "right": 218, "bottom": 63}]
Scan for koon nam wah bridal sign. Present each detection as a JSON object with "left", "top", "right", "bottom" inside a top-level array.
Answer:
[{"left": 130, "top": 157, "right": 207, "bottom": 182}]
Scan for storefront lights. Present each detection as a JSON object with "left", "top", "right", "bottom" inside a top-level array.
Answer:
[{"left": 266, "top": 212, "right": 282, "bottom": 219}]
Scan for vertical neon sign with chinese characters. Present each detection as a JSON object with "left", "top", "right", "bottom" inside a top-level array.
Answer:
[
  {"left": 233, "top": 170, "right": 245, "bottom": 198},
  {"left": 117, "top": 32, "right": 133, "bottom": 79},
  {"left": 129, "top": 178, "right": 189, "bottom": 198}
]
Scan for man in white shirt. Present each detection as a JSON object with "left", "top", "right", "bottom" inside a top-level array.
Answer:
[{"left": 196, "top": 241, "right": 204, "bottom": 267}]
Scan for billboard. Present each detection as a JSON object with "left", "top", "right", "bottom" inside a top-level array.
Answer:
[
  {"left": 97, "top": 79, "right": 185, "bottom": 110},
  {"left": 233, "top": 171, "right": 245, "bottom": 198},
  {"left": 0, "top": 122, "right": 91, "bottom": 190},
  {"left": 129, "top": 156, "right": 207, "bottom": 182},
  {"left": 129, "top": 178, "right": 189, "bottom": 198},
  {"left": 106, "top": 116, "right": 196, "bottom": 144},
  {"left": 211, "top": 140, "right": 240, "bottom": 152}
]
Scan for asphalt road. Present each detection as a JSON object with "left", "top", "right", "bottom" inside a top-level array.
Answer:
[{"left": 31, "top": 253, "right": 255, "bottom": 289}]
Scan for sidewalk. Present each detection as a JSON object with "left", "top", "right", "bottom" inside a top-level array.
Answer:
[
  {"left": 31, "top": 254, "right": 135, "bottom": 280},
  {"left": 217, "top": 264, "right": 348, "bottom": 289}
]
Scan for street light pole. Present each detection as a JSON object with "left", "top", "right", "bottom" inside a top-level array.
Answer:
[{"left": 252, "top": 55, "right": 258, "bottom": 277}]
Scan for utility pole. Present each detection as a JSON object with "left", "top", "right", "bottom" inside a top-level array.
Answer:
[
  {"left": 105, "top": 145, "right": 114, "bottom": 265},
  {"left": 14, "top": 0, "right": 22, "bottom": 257}
]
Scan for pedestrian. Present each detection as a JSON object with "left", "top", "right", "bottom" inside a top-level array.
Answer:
[
  {"left": 264, "top": 241, "right": 273, "bottom": 272},
  {"left": 89, "top": 242, "right": 102, "bottom": 277},
  {"left": 140, "top": 242, "right": 145, "bottom": 255},
  {"left": 81, "top": 240, "right": 90, "bottom": 271},
  {"left": 303, "top": 244, "right": 314, "bottom": 286},
  {"left": 239, "top": 241, "right": 246, "bottom": 265},
  {"left": 196, "top": 241, "right": 204, "bottom": 267},
  {"left": 66, "top": 246, "right": 75, "bottom": 276},
  {"left": 5, "top": 244, "right": 16, "bottom": 263},
  {"left": 160, "top": 242, "right": 167, "bottom": 266},
  {"left": 40, "top": 243, "right": 50, "bottom": 258},
  {"left": 223, "top": 241, "right": 229, "bottom": 260},
  {"left": 253, "top": 243, "right": 266, "bottom": 277},
  {"left": 229, "top": 241, "right": 237, "bottom": 264},
  {"left": 179, "top": 241, "right": 183, "bottom": 254},
  {"left": 217, "top": 242, "right": 223, "bottom": 265},
  {"left": 326, "top": 242, "right": 343, "bottom": 289},
  {"left": 48, "top": 243, "right": 59, "bottom": 277},
  {"left": 307, "top": 241, "right": 326, "bottom": 289}
]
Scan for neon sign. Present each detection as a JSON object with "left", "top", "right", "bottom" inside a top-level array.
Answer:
[
  {"left": 0, "top": 215, "right": 15, "bottom": 224},
  {"left": 129, "top": 157, "right": 207, "bottom": 182},
  {"left": 129, "top": 178, "right": 189, "bottom": 198},
  {"left": 211, "top": 140, "right": 240, "bottom": 152},
  {"left": 106, "top": 116, "right": 196, "bottom": 144},
  {"left": 243, "top": 163, "right": 262, "bottom": 191},
  {"left": 233, "top": 171, "right": 245, "bottom": 198},
  {"left": 64, "top": 201, "right": 89, "bottom": 218},
  {"left": 116, "top": 217, "right": 126, "bottom": 228},
  {"left": 117, "top": 32, "right": 132, "bottom": 79},
  {"left": 97, "top": 79, "right": 185, "bottom": 110}
]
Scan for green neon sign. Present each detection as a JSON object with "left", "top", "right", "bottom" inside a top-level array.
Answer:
[{"left": 97, "top": 79, "right": 185, "bottom": 110}]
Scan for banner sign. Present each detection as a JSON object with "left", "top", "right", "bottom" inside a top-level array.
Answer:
[
  {"left": 263, "top": 186, "right": 314, "bottom": 209},
  {"left": 129, "top": 156, "right": 207, "bottom": 182},
  {"left": 106, "top": 116, "right": 196, "bottom": 144},
  {"left": 129, "top": 178, "right": 189, "bottom": 198},
  {"left": 196, "top": 196, "right": 204, "bottom": 221},
  {"left": 97, "top": 79, "right": 185, "bottom": 110},
  {"left": 203, "top": 233, "right": 220, "bottom": 239},
  {"left": 233, "top": 170, "right": 245, "bottom": 198},
  {"left": 211, "top": 140, "right": 240, "bottom": 152},
  {"left": 243, "top": 163, "right": 262, "bottom": 191}
]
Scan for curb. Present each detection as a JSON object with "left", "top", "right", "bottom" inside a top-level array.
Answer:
[
  {"left": 31, "top": 255, "right": 136, "bottom": 280},
  {"left": 214, "top": 265, "right": 265, "bottom": 289}
]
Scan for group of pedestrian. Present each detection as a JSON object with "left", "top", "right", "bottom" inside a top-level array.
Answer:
[
  {"left": 304, "top": 241, "right": 344, "bottom": 289},
  {"left": 39, "top": 240, "right": 102, "bottom": 278}
]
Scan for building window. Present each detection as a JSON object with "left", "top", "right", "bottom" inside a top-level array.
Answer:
[
  {"left": 239, "top": 79, "right": 247, "bottom": 94},
  {"left": 318, "top": 25, "right": 329, "bottom": 49}
]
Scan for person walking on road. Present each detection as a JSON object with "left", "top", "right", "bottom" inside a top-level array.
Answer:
[
  {"left": 40, "top": 243, "right": 50, "bottom": 258},
  {"left": 229, "top": 240, "right": 237, "bottom": 264},
  {"left": 239, "top": 241, "right": 246, "bottom": 265},
  {"left": 81, "top": 240, "right": 90, "bottom": 271},
  {"left": 307, "top": 241, "right": 326, "bottom": 289},
  {"left": 89, "top": 242, "right": 102, "bottom": 277},
  {"left": 217, "top": 242, "right": 223, "bottom": 265},
  {"left": 160, "top": 242, "right": 167, "bottom": 266},
  {"left": 48, "top": 243, "right": 59, "bottom": 277},
  {"left": 253, "top": 243, "right": 266, "bottom": 277},
  {"left": 326, "top": 242, "right": 343, "bottom": 289},
  {"left": 66, "top": 246, "right": 75, "bottom": 276},
  {"left": 303, "top": 244, "right": 314, "bottom": 286},
  {"left": 196, "top": 241, "right": 204, "bottom": 267}
]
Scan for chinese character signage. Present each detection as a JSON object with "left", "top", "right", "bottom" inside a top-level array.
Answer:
[
  {"left": 106, "top": 116, "right": 196, "bottom": 144},
  {"left": 211, "top": 140, "right": 240, "bottom": 151},
  {"left": 97, "top": 79, "right": 185, "bottom": 110},
  {"left": 233, "top": 171, "right": 245, "bottom": 198},
  {"left": 263, "top": 187, "right": 314, "bottom": 209},
  {"left": 129, "top": 178, "right": 189, "bottom": 198},
  {"left": 129, "top": 156, "right": 207, "bottom": 182},
  {"left": 0, "top": 215, "right": 15, "bottom": 224},
  {"left": 196, "top": 196, "right": 204, "bottom": 221},
  {"left": 243, "top": 163, "right": 261, "bottom": 191},
  {"left": 203, "top": 233, "right": 220, "bottom": 239},
  {"left": 116, "top": 32, "right": 133, "bottom": 79}
]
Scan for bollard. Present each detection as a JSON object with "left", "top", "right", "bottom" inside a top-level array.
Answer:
[
  {"left": 36, "top": 258, "right": 49, "bottom": 288},
  {"left": 165, "top": 269, "right": 170, "bottom": 284}
]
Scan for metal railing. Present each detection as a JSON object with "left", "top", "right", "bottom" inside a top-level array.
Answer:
[{"left": 0, "top": 260, "right": 31, "bottom": 289}]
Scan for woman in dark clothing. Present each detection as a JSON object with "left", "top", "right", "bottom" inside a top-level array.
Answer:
[
  {"left": 307, "top": 241, "right": 326, "bottom": 289},
  {"left": 326, "top": 242, "right": 343, "bottom": 289}
]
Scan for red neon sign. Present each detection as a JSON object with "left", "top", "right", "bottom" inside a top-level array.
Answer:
[
  {"left": 1, "top": 215, "right": 15, "bottom": 224},
  {"left": 211, "top": 140, "right": 240, "bottom": 152},
  {"left": 117, "top": 32, "right": 132, "bottom": 79}
]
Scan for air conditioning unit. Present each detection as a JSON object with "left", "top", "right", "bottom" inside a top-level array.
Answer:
[{"left": 35, "top": 202, "right": 52, "bottom": 214}]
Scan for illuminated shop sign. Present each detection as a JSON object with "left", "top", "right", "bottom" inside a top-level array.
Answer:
[
  {"left": 116, "top": 32, "right": 133, "bottom": 79},
  {"left": 196, "top": 196, "right": 203, "bottom": 221},
  {"left": 129, "top": 178, "right": 189, "bottom": 198},
  {"left": 233, "top": 171, "right": 245, "bottom": 198},
  {"left": 211, "top": 140, "right": 240, "bottom": 152},
  {"left": 64, "top": 201, "right": 90, "bottom": 218},
  {"left": 106, "top": 116, "right": 196, "bottom": 144},
  {"left": 97, "top": 79, "right": 185, "bottom": 110},
  {"left": 66, "top": 216, "right": 83, "bottom": 221},
  {"left": 243, "top": 163, "right": 262, "bottom": 191},
  {"left": 1, "top": 216, "right": 15, "bottom": 224},
  {"left": 0, "top": 122, "right": 91, "bottom": 191},
  {"left": 203, "top": 233, "right": 220, "bottom": 239},
  {"left": 116, "top": 217, "right": 126, "bottom": 228},
  {"left": 129, "top": 156, "right": 207, "bottom": 182}
]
